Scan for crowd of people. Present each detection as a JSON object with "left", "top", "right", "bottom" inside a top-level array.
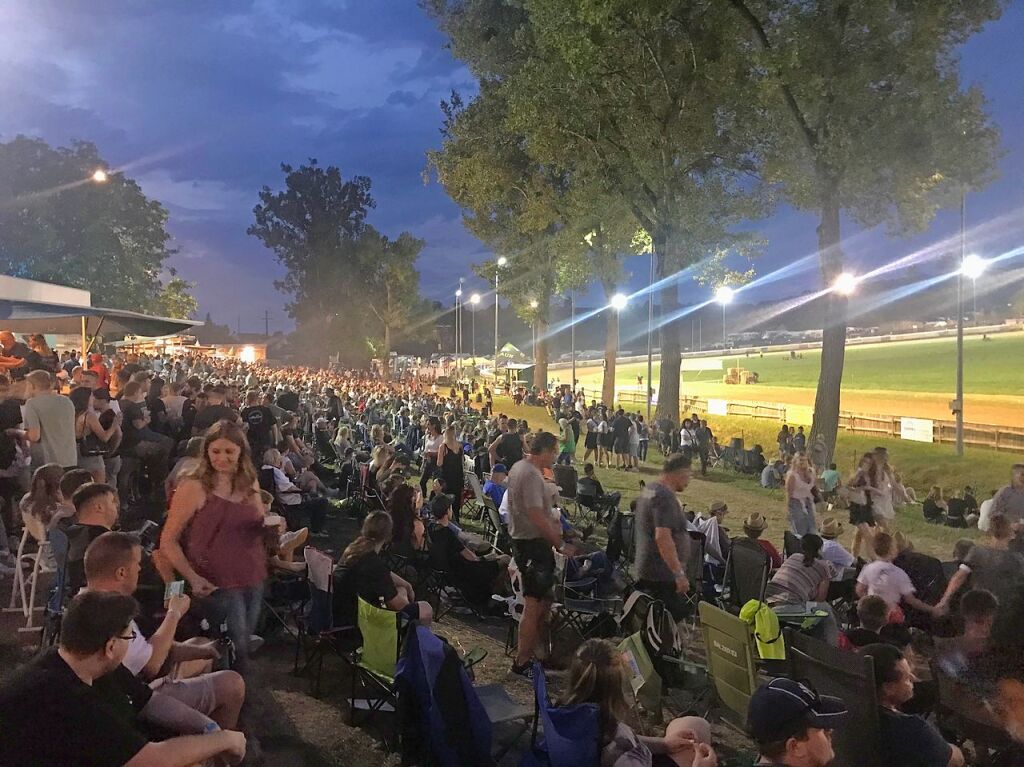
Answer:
[{"left": 0, "top": 335, "right": 1021, "bottom": 766}]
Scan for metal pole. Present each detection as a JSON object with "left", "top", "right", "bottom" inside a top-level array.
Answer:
[
  {"left": 494, "top": 271, "right": 499, "bottom": 379},
  {"left": 956, "top": 190, "right": 965, "bottom": 455},
  {"left": 722, "top": 303, "right": 727, "bottom": 346},
  {"left": 571, "top": 293, "right": 576, "bottom": 392},
  {"left": 647, "top": 243, "right": 654, "bottom": 422},
  {"left": 472, "top": 305, "right": 476, "bottom": 361}
]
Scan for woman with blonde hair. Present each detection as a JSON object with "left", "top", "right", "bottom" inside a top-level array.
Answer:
[
  {"left": 160, "top": 420, "right": 266, "bottom": 673},
  {"left": 785, "top": 453, "right": 818, "bottom": 536},
  {"left": 560, "top": 639, "right": 717, "bottom": 767},
  {"left": 336, "top": 510, "right": 432, "bottom": 627}
]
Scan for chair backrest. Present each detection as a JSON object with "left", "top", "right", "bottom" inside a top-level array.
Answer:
[
  {"left": 304, "top": 547, "right": 335, "bottom": 632},
  {"left": 786, "top": 629, "right": 882, "bottom": 767},
  {"left": 484, "top": 499, "right": 508, "bottom": 550},
  {"left": 531, "top": 661, "right": 600, "bottom": 767},
  {"left": 699, "top": 601, "right": 759, "bottom": 725},
  {"left": 357, "top": 597, "right": 400, "bottom": 680},
  {"left": 46, "top": 527, "right": 71, "bottom": 614},
  {"left": 467, "top": 472, "right": 486, "bottom": 505},
  {"left": 783, "top": 530, "right": 802, "bottom": 558},
  {"left": 685, "top": 530, "right": 706, "bottom": 592},
  {"left": 553, "top": 464, "right": 578, "bottom": 501},
  {"left": 258, "top": 467, "right": 277, "bottom": 497},
  {"left": 726, "top": 539, "right": 770, "bottom": 609}
]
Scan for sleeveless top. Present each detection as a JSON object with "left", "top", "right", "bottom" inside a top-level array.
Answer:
[
  {"left": 786, "top": 469, "right": 816, "bottom": 502},
  {"left": 183, "top": 493, "right": 267, "bottom": 590}
]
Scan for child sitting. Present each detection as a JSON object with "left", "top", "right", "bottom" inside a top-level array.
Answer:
[{"left": 856, "top": 532, "right": 943, "bottom": 623}]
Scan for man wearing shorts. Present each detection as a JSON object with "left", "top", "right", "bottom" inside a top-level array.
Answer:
[
  {"left": 507, "top": 431, "right": 564, "bottom": 677},
  {"left": 610, "top": 409, "right": 631, "bottom": 470},
  {"left": 634, "top": 453, "right": 693, "bottom": 621}
]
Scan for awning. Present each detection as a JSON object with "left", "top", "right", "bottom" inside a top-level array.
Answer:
[{"left": 0, "top": 299, "right": 200, "bottom": 337}]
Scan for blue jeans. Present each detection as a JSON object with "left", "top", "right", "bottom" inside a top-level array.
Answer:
[
  {"left": 204, "top": 584, "right": 264, "bottom": 674},
  {"left": 788, "top": 497, "right": 818, "bottom": 537}
]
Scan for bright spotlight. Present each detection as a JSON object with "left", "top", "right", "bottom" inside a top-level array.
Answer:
[
  {"left": 832, "top": 272, "right": 858, "bottom": 295},
  {"left": 961, "top": 253, "right": 987, "bottom": 280},
  {"left": 470, "top": 293, "right": 481, "bottom": 305},
  {"left": 529, "top": 299, "right": 539, "bottom": 309},
  {"left": 610, "top": 293, "right": 628, "bottom": 311},
  {"left": 455, "top": 288, "right": 463, "bottom": 298},
  {"left": 715, "top": 286, "right": 734, "bottom": 305},
  {"left": 497, "top": 256, "right": 508, "bottom": 267},
  {"left": 91, "top": 169, "right": 108, "bottom": 183}
]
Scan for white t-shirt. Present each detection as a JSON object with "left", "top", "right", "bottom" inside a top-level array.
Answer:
[
  {"left": 821, "top": 539, "right": 856, "bottom": 580},
  {"left": 121, "top": 619, "right": 153, "bottom": 675},
  {"left": 857, "top": 560, "right": 915, "bottom": 609},
  {"left": 264, "top": 464, "right": 301, "bottom": 506},
  {"left": 977, "top": 498, "right": 994, "bottom": 532}
]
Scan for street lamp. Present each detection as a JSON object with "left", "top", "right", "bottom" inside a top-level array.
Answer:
[
  {"left": 455, "top": 283, "right": 463, "bottom": 378},
  {"left": 91, "top": 169, "right": 109, "bottom": 183},
  {"left": 715, "top": 285, "right": 734, "bottom": 346},
  {"left": 470, "top": 293, "right": 481, "bottom": 361},
  {"left": 962, "top": 254, "right": 986, "bottom": 319},
  {"left": 832, "top": 272, "right": 858, "bottom": 296},
  {"left": 494, "top": 257, "right": 507, "bottom": 381},
  {"left": 611, "top": 293, "right": 627, "bottom": 357},
  {"left": 529, "top": 299, "right": 539, "bottom": 362},
  {"left": 954, "top": 253, "right": 987, "bottom": 455}
]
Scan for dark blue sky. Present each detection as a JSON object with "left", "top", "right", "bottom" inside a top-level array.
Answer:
[{"left": 2, "top": 1, "right": 1022, "bottom": 331}]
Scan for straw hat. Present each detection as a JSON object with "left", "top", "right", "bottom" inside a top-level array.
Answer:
[
  {"left": 742, "top": 512, "right": 768, "bottom": 532},
  {"left": 820, "top": 517, "right": 844, "bottom": 539},
  {"left": 710, "top": 500, "right": 728, "bottom": 516}
]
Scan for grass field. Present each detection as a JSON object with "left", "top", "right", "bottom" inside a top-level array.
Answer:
[
  {"left": 561, "top": 331, "right": 1024, "bottom": 426},
  {"left": 491, "top": 397, "right": 1013, "bottom": 559}
]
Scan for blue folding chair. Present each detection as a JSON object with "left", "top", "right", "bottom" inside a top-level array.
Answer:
[{"left": 519, "top": 662, "right": 600, "bottom": 767}]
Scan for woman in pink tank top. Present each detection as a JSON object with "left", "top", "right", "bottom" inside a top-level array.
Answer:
[{"left": 160, "top": 420, "right": 266, "bottom": 673}]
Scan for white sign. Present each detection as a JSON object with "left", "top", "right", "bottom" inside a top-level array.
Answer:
[
  {"left": 901, "top": 417, "right": 934, "bottom": 443},
  {"left": 707, "top": 399, "right": 728, "bottom": 416},
  {"left": 681, "top": 358, "right": 724, "bottom": 372}
]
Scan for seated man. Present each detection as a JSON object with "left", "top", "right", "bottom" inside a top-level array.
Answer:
[
  {"left": 935, "top": 588, "right": 998, "bottom": 662},
  {"left": 576, "top": 462, "right": 622, "bottom": 519},
  {"left": 861, "top": 642, "right": 964, "bottom": 767},
  {"left": 427, "top": 495, "right": 510, "bottom": 607},
  {"left": 746, "top": 677, "right": 849, "bottom": 767},
  {"left": 482, "top": 463, "right": 508, "bottom": 508},
  {"left": 65, "top": 481, "right": 121, "bottom": 592},
  {"left": 761, "top": 459, "right": 785, "bottom": 489},
  {"left": 844, "top": 595, "right": 911, "bottom": 650},
  {"left": 84, "top": 532, "right": 246, "bottom": 732},
  {"left": 261, "top": 448, "right": 329, "bottom": 538},
  {"left": 0, "top": 590, "right": 246, "bottom": 766}
]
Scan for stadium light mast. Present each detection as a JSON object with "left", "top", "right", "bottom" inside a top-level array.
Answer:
[
  {"left": 494, "top": 257, "right": 507, "bottom": 381},
  {"left": 470, "top": 293, "right": 481, "bottom": 362},
  {"left": 455, "top": 282, "right": 463, "bottom": 378},
  {"left": 956, "top": 244, "right": 987, "bottom": 456},
  {"left": 611, "top": 293, "right": 628, "bottom": 359},
  {"left": 715, "top": 285, "right": 735, "bottom": 346}
]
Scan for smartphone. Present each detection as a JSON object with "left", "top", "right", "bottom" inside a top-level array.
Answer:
[{"left": 164, "top": 580, "right": 185, "bottom": 604}]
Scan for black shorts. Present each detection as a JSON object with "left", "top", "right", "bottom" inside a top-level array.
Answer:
[
  {"left": 613, "top": 437, "right": 630, "bottom": 455},
  {"left": 848, "top": 502, "right": 875, "bottom": 527},
  {"left": 512, "top": 538, "right": 556, "bottom": 600},
  {"left": 584, "top": 433, "right": 598, "bottom": 450},
  {"left": 600, "top": 432, "right": 615, "bottom": 449}
]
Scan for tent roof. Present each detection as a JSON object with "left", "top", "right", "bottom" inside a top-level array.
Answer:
[{"left": 0, "top": 298, "right": 200, "bottom": 337}]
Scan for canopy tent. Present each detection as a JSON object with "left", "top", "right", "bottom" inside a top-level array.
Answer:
[{"left": 0, "top": 276, "right": 199, "bottom": 358}]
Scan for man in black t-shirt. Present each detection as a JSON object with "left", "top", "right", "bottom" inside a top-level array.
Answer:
[
  {"left": 241, "top": 389, "right": 278, "bottom": 459},
  {"left": 427, "top": 495, "right": 508, "bottom": 606},
  {"left": 610, "top": 409, "right": 631, "bottom": 469},
  {"left": 0, "top": 591, "right": 246, "bottom": 767},
  {"left": 192, "top": 384, "right": 240, "bottom": 435},
  {"left": 862, "top": 642, "right": 963, "bottom": 767}
]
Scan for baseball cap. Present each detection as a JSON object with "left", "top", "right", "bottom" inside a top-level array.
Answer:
[
  {"left": 747, "top": 678, "right": 848, "bottom": 744},
  {"left": 492, "top": 463, "right": 508, "bottom": 474}
]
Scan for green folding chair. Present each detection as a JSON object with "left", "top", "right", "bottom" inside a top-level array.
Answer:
[
  {"left": 349, "top": 597, "right": 402, "bottom": 730},
  {"left": 699, "top": 601, "right": 760, "bottom": 728}
]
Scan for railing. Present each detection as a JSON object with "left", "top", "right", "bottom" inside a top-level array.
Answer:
[{"left": 569, "top": 386, "right": 1024, "bottom": 454}]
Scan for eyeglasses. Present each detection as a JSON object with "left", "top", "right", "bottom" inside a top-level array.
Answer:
[{"left": 117, "top": 630, "right": 137, "bottom": 641}]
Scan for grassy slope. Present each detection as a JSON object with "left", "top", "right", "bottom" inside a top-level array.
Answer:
[
  {"left": 566, "top": 331, "right": 1024, "bottom": 395},
  {"left": 492, "top": 398, "right": 1010, "bottom": 559}
]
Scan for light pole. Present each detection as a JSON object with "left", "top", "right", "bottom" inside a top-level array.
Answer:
[
  {"left": 646, "top": 242, "right": 655, "bottom": 421},
  {"left": 570, "top": 292, "right": 576, "bottom": 392},
  {"left": 715, "top": 286, "right": 734, "bottom": 347},
  {"left": 963, "top": 254, "right": 985, "bottom": 322},
  {"left": 529, "top": 299, "right": 539, "bottom": 363},
  {"left": 610, "top": 292, "right": 628, "bottom": 357},
  {"left": 470, "top": 293, "right": 481, "bottom": 363},
  {"left": 494, "top": 256, "right": 507, "bottom": 380},
  {"left": 455, "top": 283, "right": 463, "bottom": 379},
  {"left": 957, "top": 253, "right": 987, "bottom": 455}
]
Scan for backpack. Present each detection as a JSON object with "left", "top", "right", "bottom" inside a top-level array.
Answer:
[{"left": 617, "top": 591, "right": 685, "bottom": 686}]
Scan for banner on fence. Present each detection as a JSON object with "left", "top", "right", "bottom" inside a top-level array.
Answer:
[
  {"left": 786, "top": 405, "right": 815, "bottom": 426},
  {"left": 681, "top": 358, "right": 724, "bottom": 372},
  {"left": 900, "top": 417, "right": 934, "bottom": 443},
  {"left": 707, "top": 398, "right": 728, "bottom": 416}
]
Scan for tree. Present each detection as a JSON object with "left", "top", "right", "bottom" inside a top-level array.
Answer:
[
  {"left": 248, "top": 160, "right": 376, "bottom": 366},
  {"left": 152, "top": 273, "right": 199, "bottom": 319},
  {"left": 730, "top": 0, "right": 1004, "bottom": 463},
  {"left": 428, "top": 0, "right": 769, "bottom": 424},
  {"left": 0, "top": 135, "right": 175, "bottom": 311},
  {"left": 359, "top": 226, "right": 429, "bottom": 374}
]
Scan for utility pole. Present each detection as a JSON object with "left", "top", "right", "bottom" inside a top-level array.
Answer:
[
  {"left": 236, "top": 316, "right": 241, "bottom": 336},
  {"left": 264, "top": 310, "right": 270, "bottom": 338}
]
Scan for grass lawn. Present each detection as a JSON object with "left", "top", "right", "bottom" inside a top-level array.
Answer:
[
  {"left": 491, "top": 397, "right": 1012, "bottom": 559},
  {"left": 566, "top": 330, "right": 1024, "bottom": 396}
]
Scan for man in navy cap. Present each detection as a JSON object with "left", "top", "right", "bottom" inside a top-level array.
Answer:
[
  {"left": 747, "top": 678, "right": 848, "bottom": 766},
  {"left": 482, "top": 463, "right": 508, "bottom": 508}
]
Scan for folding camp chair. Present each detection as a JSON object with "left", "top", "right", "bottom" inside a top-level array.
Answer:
[
  {"left": 465, "top": 472, "right": 488, "bottom": 521},
  {"left": 349, "top": 597, "right": 404, "bottom": 735},
  {"left": 698, "top": 601, "right": 760, "bottom": 728},
  {"left": 520, "top": 661, "right": 600, "bottom": 767},
  {"left": 551, "top": 552, "right": 622, "bottom": 647},
  {"left": 786, "top": 629, "right": 882, "bottom": 767},
  {"left": 494, "top": 564, "right": 528, "bottom": 658},
  {"left": 293, "top": 547, "right": 358, "bottom": 697},
  {"left": 783, "top": 530, "right": 802, "bottom": 558},
  {"left": 6, "top": 513, "right": 55, "bottom": 631},
  {"left": 481, "top": 498, "right": 510, "bottom": 554},
  {"left": 722, "top": 538, "right": 770, "bottom": 612},
  {"left": 553, "top": 464, "right": 581, "bottom": 521},
  {"left": 37, "top": 527, "right": 70, "bottom": 652},
  {"left": 682, "top": 530, "right": 706, "bottom": 618}
]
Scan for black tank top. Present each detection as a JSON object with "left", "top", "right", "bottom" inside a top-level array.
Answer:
[{"left": 498, "top": 433, "right": 524, "bottom": 466}]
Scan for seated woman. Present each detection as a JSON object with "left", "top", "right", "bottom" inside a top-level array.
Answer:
[
  {"left": 427, "top": 495, "right": 510, "bottom": 607},
  {"left": 261, "top": 448, "right": 330, "bottom": 539},
  {"left": 922, "top": 485, "right": 948, "bottom": 524},
  {"left": 765, "top": 534, "right": 839, "bottom": 645},
  {"left": 560, "top": 639, "right": 717, "bottom": 767},
  {"left": 388, "top": 483, "right": 425, "bottom": 559},
  {"left": 20, "top": 463, "right": 73, "bottom": 532},
  {"left": 334, "top": 511, "right": 433, "bottom": 628},
  {"left": 257, "top": 489, "right": 308, "bottom": 573},
  {"left": 892, "top": 472, "right": 919, "bottom": 507}
]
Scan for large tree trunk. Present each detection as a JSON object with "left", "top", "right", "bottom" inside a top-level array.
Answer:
[
  {"left": 809, "top": 194, "right": 847, "bottom": 467},
  {"left": 601, "top": 281, "right": 618, "bottom": 406},
  {"left": 654, "top": 233, "right": 681, "bottom": 426}
]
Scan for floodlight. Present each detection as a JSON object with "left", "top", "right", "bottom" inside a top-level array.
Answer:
[
  {"left": 470, "top": 293, "right": 481, "bottom": 305},
  {"left": 497, "top": 256, "right": 508, "bottom": 267},
  {"left": 91, "top": 169, "right": 108, "bottom": 183},
  {"left": 529, "top": 299, "right": 539, "bottom": 309},
  {"left": 961, "top": 254, "right": 986, "bottom": 280},
  {"left": 610, "top": 293, "right": 628, "bottom": 311},
  {"left": 455, "top": 288, "right": 462, "bottom": 297},
  {"left": 715, "top": 286, "right": 735, "bottom": 305},
  {"left": 832, "top": 272, "right": 858, "bottom": 295}
]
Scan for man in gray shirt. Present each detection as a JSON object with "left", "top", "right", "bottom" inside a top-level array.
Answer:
[
  {"left": 21, "top": 369, "right": 77, "bottom": 469},
  {"left": 506, "top": 431, "right": 563, "bottom": 678},
  {"left": 992, "top": 463, "right": 1024, "bottom": 529},
  {"left": 635, "top": 452, "right": 693, "bottom": 620}
]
